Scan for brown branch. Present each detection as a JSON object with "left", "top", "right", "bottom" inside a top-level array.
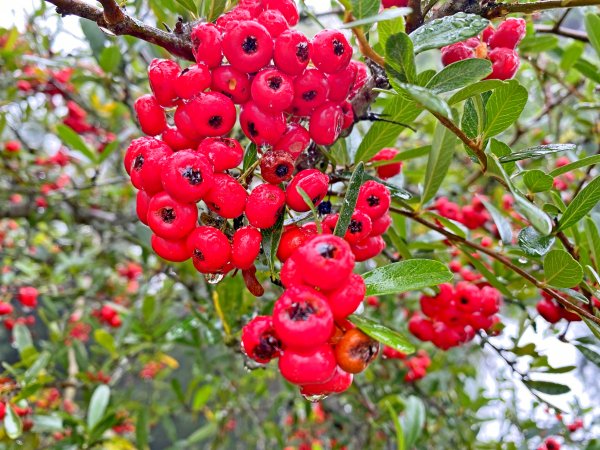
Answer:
[
  {"left": 432, "top": 111, "right": 487, "bottom": 171},
  {"left": 406, "top": 0, "right": 424, "bottom": 33},
  {"left": 44, "top": 0, "right": 194, "bottom": 60},
  {"left": 534, "top": 24, "right": 590, "bottom": 42},
  {"left": 483, "top": 0, "right": 600, "bottom": 19}
]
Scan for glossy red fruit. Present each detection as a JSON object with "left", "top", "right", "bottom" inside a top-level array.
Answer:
[
  {"left": 175, "top": 92, "right": 237, "bottom": 139},
  {"left": 126, "top": 138, "right": 172, "bottom": 194},
  {"left": 148, "top": 58, "right": 180, "bottom": 107},
  {"left": 257, "top": 9, "right": 288, "bottom": 37},
  {"left": 296, "top": 235, "right": 355, "bottom": 291},
  {"left": 310, "top": 30, "right": 353, "bottom": 74},
  {"left": 175, "top": 64, "right": 211, "bottom": 99},
  {"left": 291, "top": 69, "right": 329, "bottom": 116},
  {"left": 186, "top": 226, "right": 231, "bottom": 273},
  {"left": 355, "top": 180, "right": 391, "bottom": 220},
  {"left": 147, "top": 192, "right": 198, "bottom": 240},
  {"left": 327, "top": 62, "right": 357, "bottom": 102},
  {"left": 440, "top": 43, "right": 475, "bottom": 66},
  {"left": 334, "top": 328, "right": 379, "bottom": 374},
  {"left": 286, "top": 169, "right": 329, "bottom": 212},
  {"left": 210, "top": 65, "right": 251, "bottom": 104},
  {"left": 251, "top": 68, "right": 294, "bottom": 113},
  {"left": 136, "top": 190, "right": 151, "bottom": 225},
  {"left": 382, "top": 0, "right": 409, "bottom": 6},
  {"left": 162, "top": 126, "right": 200, "bottom": 151},
  {"left": 300, "top": 366, "right": 353, "bottom": 396},
  {"left": 273, "top": 29, "right": 311, "bottom": 76},
  {"left": 238, "top": 0, "right": 265, "bottom": 15},
  {"left": 370, "top": 213, "right": 392, "bottom": 236},
  {"left": 0, "top": 302, "right": 14, "bottom": 315},
  {"left": 280, "top": 252, "right": 304, "bottom": 288},
  {"left": 487, "top": 48, "right": 520, "bottom": 80},
  {"left": 197, "top": 137, "right": 244, "bottom": 172},
  {"left": 431, "top": 322, "right": 462, "bottom": 350},
  {"left": 348, "top": 61, "right": 368, "bottom": 99},
  {"left": 339, "top": 100, "right": 355, "bottom": 129},
  {"left": 488, "top": 18, "right": 526, "bottom": 50},
  {"left": 241, "top": 316, "right": 282, "bottom": 364},
  {"left": 279, "top": 345, "right": 337, "bottom": 385},
  {"left": 151, "top": 235, "right": 191, "bottom": 262},
  {"left": 222, "top": 21, "right": 273, "bottom": 73},
  {"left": 326, "top": 273, "right": 366, "bottom": 320},
  {"left": 160, "top": 151, "right": 214, "bottom": 203},
  {"left": 273, "top": 123, "right": 311, "bottom": 160},
  {"left": 231, "top": 226, "right": 262, "bottom": 270},
  {"left": 350, "top": 235, "right": 385, "bottom": 262},
  {"left": 264, "top": 0, "right": 299, "bottom": 25},
  {"left": 370, "top": 148, "right": 401, "bottom": 179},
  {"left": 190, "top": 23, "right": 223, "bottom": 68},
  {"left": 215, "top": 7, "right": 252, "bottom": 32},
  {"left": 260, "top": 150, "right": 295, "bottom": 184},
  {"left": 204, "top": 174, "right": 248, "bottom": 219},
  {"left": 277, "top": 225, "right": 313, "bottom": 262},
  {"left": 4, "top": 141, "right": 20, "bottom": 152},
  {"left": 408, "top": 314, "right": 435, "bottom": 342},
  {"left": 18, "top": 287, "right": 38, "bottom": 308},
  {"left": 134, "top": 94, "right": 166, "bottom": 136},
  {"left": 309, "top": 101, "right": 344, "bottom": 146},
  {"left": 323, "top": 211, "right": 372, "bottom": 244},
  {"left": 239, "top": 101, "right": 287, "bottom": 146},
  {"left": 246, "top": 183, "right": 286, "bottom": 229}
]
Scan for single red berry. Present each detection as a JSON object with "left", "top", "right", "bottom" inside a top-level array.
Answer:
[
  {"left": 334, "top": 328, "right": 379, "bottom": 374},
  {"left": 440, "top": 43, "right": 475, "bottom": 66},
  {"left": 277, "top": 225, "right": 314, "bottom": 262},
  {"left": 136, "top": 190, "right": 151, "bottom": 225},
  {"left": 125, "top": 138, "right": 172, "bottom": 194},
  {"left": 190, "top": 23, "right": 222, "bottom": 68},
  {"left": 238, "top": 0, "right": 265, "bottom": 15},
  {"left": 280, "top": 252, "right": 305, "bottom": 288},
  {"left": 0, "top": 403, "right": 5, "bottom": 420},
  {"left": 408, "top": 314, "right": 435, "bottom": 342},
  {"left": 211, "top": 65, "right": 251, "bottom": 104},
  {"left": 160, "top": 151, "right": 214, "bottom": 203},
  {"left": 246, "top": 183, "right": 286, "bottom": 229},
  {"left": 175, "top": 92, "right": 237, "bottom": 139},
  {"left": 299, "top": 366, "right": 353, "bottom": 396},
  {"left": 264, "top": 0, "right": 299, "bottom": 25},
  {"left": 382, "top": 0, "right": 409, "bottom": 7},
  {"left": 241, "top": 316, "right": 282, "bottom": 363},
  {"left": 488, "top": 18, "right": 526, "bottom": 50},
  {"left": 348, "top": 61, "right": 368, "bottom": 99},
  {"left": 197, "top": 137, "right": 244, "bottom": 172},
  {"left": 350, "top": 235, "right": 385, "bottom": 262},
  {"left": 273, "top": 29, "right": 311, "bottom": 76},
  {"left": 310, "top": 30, "right": 353, "bottom": 74},
  {"left": 291, "top": 69, "right": 329, "bottom": 116},
  {"left": 257, "top": 9, "right": 288, "bottom": 37},
  {"left": 0, "top": 302, "right": 13, "bottom": 315},
  {"left": 339, "top": 100, "right": 355, "bottom": 130},
  {"left": 147, "top": 192, "right": 198, "bottom": 240},
  {"left": 239, "top": 101, "right": 287, "bottom": 146},
  {"left": 260, "top": 150, "right": 295, "bottom": 184},
  {"left": 370, "top": 213, "right": 392, "bottom": 236},
  {"left": 324, "top": 211, "right": 373, "bottom": 244},
  {"left": 251, "top": 68, "right": 294, "bottom": 113},
  {"left": 204, "top": 174, "right": 248, "bottom": 219},
  {"left": 273, "top": 123, "right": 311, "bottom": 160},
  {"left": 18, "top": 286, "right": 38, "bottom": 308},
  {"left": 134, "top": 94, "right": 166, "bottom": 136},
  {"left": 162, "top": 126, "right": 200, "bottom": 151},
  {"left": 370, "top": 148, "right": 402, "bottom": 179},
  {"left": 186, "top": 226, "right": 231, "bottom": 273},
  {"left": 544, "top": 438, "right": 561, "bottom": 450},
  {"left": 296, "top": 235, "right": 355, "bottom": 291},
  {"left": 559, "top": 304, "right": 581, "bottom": 322},
  {"left": 231, "top": 226, "right": 262, "bottom": 270},
  {"left": 151, "top": 235, "right": 191, "bottom": 262},
  {"left": 356, "top": 180, "right": 391, "bottom": 220},
  {"left": 222, "top": 21, "right": 274, "bottom": 74},
  {"left": 327, "top": 62, "right": 357, "bottom": 102},
  {"left": 148, "top": 58, "right": 180, "bottom": 107},
  {"left": 175, "top": 64, "right": 211, "bottom": 99},
  {"left": 4, "top": 141, "right": 20, "bottom": 152},
  {"left": 482, "top": 25, "right": 495, "bottom": 44},
  {"left": 215, "top": 7, "right": 252, "bottom": 32},
  {"left": 309, "top": 102, "right": 344, "bottom": 146},
  {"left": 326, "top": 273, "right": 366, "bottom": 320},
  {"left": 286, "top": 169, "right": 329, "bottom": 212},
  {"left": 487, "top": 48, "right": 520, "bottom": 80},
  {"left": 279, "top": 344, "right": 337, "bottom": 385}
]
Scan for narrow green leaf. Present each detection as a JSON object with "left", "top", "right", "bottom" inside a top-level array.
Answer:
[
  {"left": 174, "top": 0, "right": 197, "bottom": 13},
  {"left": 24, "top": 351, "right": 51, "bottom": 383},
  {"left": 98, "top": 46, "right": 121, "bottom": 73},
  {"left": 31, "top": 415, "right": 63, "bottom": 433},
  {"left": 481, "top": 198, "right": 512, "bottom": 244},
  {"left": 499, "top": 144, "right": 576, "bottom": 163},
  {"left": 523, "top": 170, "right": 554, "bottom": 193},
  {"left": 386, "top": 33, "right": 417, "bottom": 84},
  {"left": 557, "top": 176, "right": 600, "bottom": 231},
  {"left": 575, "top": 344, "right": 600, "bottom": 368},
  {"left": 402, "top": 396, "right": 426, "bottom": 449},
  {"left": 362, "top": 259, "right": 453, "bottom": 296},
  {"left": 518, "top": 227, "right": 555, "bottom": 257},
  {"left": 242, "top": 142, "right": 257, "bottom": 172},
  {"left": 351, "top": 0, "right": 380, "bottom": 22},
  {"left": 584, "top": 217, "right": 600, "bottom": 270},
  {"left": 87, "top": 384, "right": 111, "bottom": 430},
  {"left": 192, "top": 385, "right": 213, "bottom": 411},
  {"left": 584, "top": 13, "right": 600, "bottom": 59},
  {"left": 349, "top": 315, "right": 415, "bottom": 354},
  {"left": 488, "top": 138, "right": 516, "bottom": 175},
  {"left": 94, "top": 329, "right": 117, "bottom": 355},
  {"left": 549, "top": 154, "right": 600, "bottom": 177},
  {"left": 524, "top": 380, "right": 570, "bottom": 395},
  {"left": 342, "top": 5, "right": 410, "bottom": 28},
  {"left": 483, "top": 80, "right": 528, "bottom": 138},
  {"left": 200, "top": 0, "right": 227, "bottom": 21},
  {"left": 4, "top": 405, "right": 23, "bottom": 439},
  {"left": 56, "top": 124, "right": 96, "bottom": 162},
  {"left": 583, "top": 317, "right": 600, "bottom": 340},
  {"left": 426, "top": 59, "right": 492, "bottom": 94},
  {"left": 376, "top": 9, "right": 407, "bottom": 46},
  {"left": 420, "top": 122, "right": 457, "bottom": 206},
  {"left": 97, "top": 139, "right": 120, "bottom": 164},
  {"left": 386, "top": 402, "right": 405, "bottom": 450},
  {"left": 79, "top": 18, "right": 106, "bottom": 58},
  {"left": 13, "top": 324, "right": 34, "bottom": 356},
  {"left": 560, "top": 41, "right": 585, "bottom": 71},
  {"left": 574, "top": 57, "right": 600, "bottom": 83},
  {"left": 543, "top": 249, "right": 583, "bottom": 288},
  {"left": 448, "top": 79, "right": 505, "bottom": 105},
  {"left": 518, "top": 35, "right": 559, "bottom": 53},
  {"left": 136, "top": 408, "right": 149, "bottom": 449},
  {"left": 396, "top": 83, "right": 452, "bottom": 119},
  {"left": 334, "top": 162, "right": 365, "bottom": 237},
  {"left": 409, "top": 13, "right": 489, "bottom": 54},
  {"left": 261, "top": 213, "right": 285, "bottom": 279}
]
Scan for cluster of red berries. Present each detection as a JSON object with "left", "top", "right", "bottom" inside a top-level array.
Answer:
[
  {"left": 92, "top": 304, "right": 122, "bottom": 328},
  {"left": 0, "top": 286, "right": 38, "bottom": 331},
  {"left": 433, "top": 196, "right": 490, "bottom": 230},
  {"left": 536, "top": 290, "right": 599, "bottom": 324},
  {"left": 409, "top": 282, "right": 501, "bottom": 350},
  {"left": 441, "top": 18, "right": 526, "bottom": 80},
  {"left": 242, "top": 234, "right": 380, "bottom": 397},
  {"left": 553, "top": 156, "right": 575, "bottom": 191},
  {"left": 537, "top": 437, "right": 561, "bottom": 450},
  {"left": 383, "top": 347, "right": 431, "bottom": 382}
]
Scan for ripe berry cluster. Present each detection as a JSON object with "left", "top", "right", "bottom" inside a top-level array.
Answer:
[
  {"left": 408, "top": 282, "right": 501, "bottom": 350},
  {"left": 382, "top": 348, "right": 431, "bottom": 382},
  {"left": 537, "top": 437, "right": 561, "bottom": 450},
  {"left": 0, "top": 285, "right": 38, "bottom": 331},
  {"left": 242, "top": 235, "right": 380, "bottom": 397},
  {"left": 433, "top": 196, "right": 490, "bottom": 230},
  {"left": 536, "top": 290, "right": 600, "bottom": 324},
  {"left": 441, "top": 18, "right": 526, "bottom": 80}
]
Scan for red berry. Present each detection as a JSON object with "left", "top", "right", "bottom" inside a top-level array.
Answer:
[
  {"left": 134, "top": 94, "right": 166, "bottom": 136},
  {"left": 231, "top": 226, "right": 262, "bottom": 270},
  {"left": 264, "top": 0, "right": 299, "bottom": 26},
  {"left": 295, "top": 235, "right": 355, "bottom": 291},
  {"left": 148, "top": 58, "right": 180, "bottom": 107},
  {"left": 327, "top": 62, "right": 357, "bottom": 102},
  {"left": 125, "top": 138, "right": 172, "bottom": 194},
  {"left": 0, "top": 302, "right": 13, "bottom": 315},
  {"left": 291, "top": 69, "right": 329, "bottom": 116},
  {"left": 162, "top": 126, "right": 200, "bottom": 151},
  {"left": 339, "top": 100, "right": 355, "bottom": 130},
  {"left": 190, "top": 23, "right": 223, "bottom": 68},
  {"left": 260, "top": 150, "right": 295, "bottom": 184},
  {"left": 216, "top": 7, "right": 252, "bottom": 32},
  {"left": 277, "top": 225, "right": 313, "bottom": 262},
  {"left": 299, "top": 366, "right": 353, "bottom": 396},
  {"left": 204, "top": 174, "right": 248, "bottom": 219},
  {"left": 350, "top": 235, "right": 385, "bottom": 262},
  {"left": 348, "top": 61, "right": 368, "bottom": 99},
  {"left": 257, "top": 9, "right": 289, "bottom": 37},
  {"left": 286, "top": 169, "right": 329, "bottom": 212},
  {"left": 370, "top": 213, "right": 392, "bottom": 236},
  {"left": 175, "top": 92, "right": 237, "bottom": 139},
  {"left": 487, "top": 48, "right": 520, "bottom": 80},
  {"left": 18, "top": 287, "right": 38, "bottom": 308},
  {"left": 356, "top": 180, "right": 391, "bottom": 220},
  {"left": 238, "top": 0, "right": 265, "bottom": 15},
  {"left": 273, "top": 30, "right": 311, "bottom": 76},
  {"left": 4, "top": 141, "right": 20, "bottom": 152},
  {"left": 186, "top": 226, "right": 231, "bottom": 273},
  {"left": 311, "top": 30, "right": 353, "bottom": 74},
  {"left": 273, "top": 123, "right": 311, "bottom": 159},
  {"left": 482, "top": 25, "right": 495, "bottom": 44},
  {"left": 280, "top": 252, "right": 304, "bottom": 288},
  {"left": 323, "top": 211, "right": 373, "bottom": 244},
  {"left": 241, "top": 316, "right": 282, "bottom": 363},
  {"left": 370, "top": 148, "right": 402, "bottom": 179},
  {"left": 382, "top": 0, "right": 409, "bottom": 6},
  {"left": 175, "top": 64, "right": 211, "bottom": 99},
  {"left": 488, "top": 18, "right": 526, "bottom": 50},
  {"left": 408, "top": 314, "right": 435, "bottom": 341},
  {"left": 151, "top": 235, "right": 191, "bottom": 262},
  {"left": 279, "top": 344, "right": 337, "bottom": 385},
  {"left": 222, "top": 21, "right": 274, "bottom": 74},
  {"left": 544, "top": 438, "right": 561, "bottom": 450},
  {"left": 309, "top": 102, "right": 344, "bottom": 146},
  {"left": 440, "top": 43, "right": 475, "bottom": 66},
  {"left": 246, "top": 183, "right": 286, "bottom": 229},
  {"left": 0, "top": 403, "right": 5, "bottom": 420},
  {"left": 251, "top": 68, "right": 294, "bottom": 113},
  {"left": 210, "top": 65, "right": 251, "bottom": 104},
  {"left": 147, "top": 192, "right": 198, "bottom": 240},
  {"left": 160, "top": 151, "right": 214, "bottom": 203},
  {"left": 239, "top": 101, "right": 287, "bottom": 146},
  {"left": 197, "top": 137, "right": 244, "bottom": 172},
  {"left": 136, "top": 190, "right": 151, "bottom": 225},
  {"left": 326, "top": 273, "right": 366, "bottom": 320}
]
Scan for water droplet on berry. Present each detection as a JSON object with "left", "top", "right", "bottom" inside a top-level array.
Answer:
[
  {"left": 205, "top": 273, "right": 224, "bottom": 284},
  {"left": 302, "top": 394, "right": 328, "bottom": 402}
]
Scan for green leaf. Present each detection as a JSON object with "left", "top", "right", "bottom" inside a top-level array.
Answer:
[
  {"left": 402, "top": 396, "right": 426, "bottom": 449},
  {"left": 481, "top": 198, "right": 512, "bottom": 244},
  {"left": 192, "top": 385, "right": 214, "bottom": 411},
  {"left": 499, "top": 144, "right": 576, "bottom": 163},
  {"left": 543, "top": 249, "right": 583, "bottom": 288},
  {"left": 448, "top": 79, "right": 505, "bottom": 105},
  {"left": 584, "top": 217, "right": 600, "bottom": 271},
  {"left": 549, "top": 154, "right": 600, "bottom": 177},
  {"left": 97, "top": 139, "right": 120, "bottom": 164},
  {"left": 261, "top": 214, "right": 284, "bottom": 280},
  {"left": 524, "top": 380, "right": 570, "bottom": 395},
  {"left": 518, "top": 227, "right": 555, "bottom": 257},
  {"left": 518, "top": 35, "right": 558, "bottom": 53},
  {"left": 426, "top": 59, "right": 492, "bottom": 94},
  {"left": 200, "top": 0, "right": 227, "bottom": 21},
  {"left": 386, "top": 33, "right": 416, "bottom": 84},
  {"left": 409, "top": 13, "right": 489, "bottom": 54},
  {"left": 98, "top": 46, "right": 121, "bottom": 73},
  {"left": 575, "top": 344, "right": 600, "bottom": 368},
  {"left": 584, "top": 13, "right": 600, "bottom": 60},
  {"left": 24, "top": 351, "right": 51, "bottom": 383},
  {"left": 396, "top": 83, "right": 452, "bottom": 119},
  {"left": 136, "top": 408, "right": 149, "bottom": 450},
  {"left": 560, "top": 41, "right": 585, "bottom": 72},
  {"left": 87, "top": 384, "right": 111, "bottom": 430},
  {"left": 31, "top": 415, "right": 63, "bottom": 433},
  {"left": 4, "top": 405, "right": 23, "bottom": 439},
  {"left": 362, "top": 259, "right": 453, "bottom": 296},
  {"left": 574, "top": 57, "right": 600, "bottom": 83},
  {"left": 376, "top": 9, "right": 407, "bottom": 45},
  {"left": 351, "top": 0, "right": 380, "bottom": 22},
  {"left": 349, "top": 315, "right": 415, "bottom": 354},
  {"left": 461, "top": 97, "right": 479, "bottom": 141},
  {"left": 386, "top": 402, "right": 405, "bottom": 450},
  {"left": 483, "top": 80, "right": 528, "bottom": 138},
  {"left": 94, "top": 329, "right": 117, "bottom": 355},
  {"left": 523, "top": 170, "right": 554, "bottom": 193},
  {"left": 79, "top": 18, "right": 106, "bottom": 58},
  {"left": 583, "top": 317, "right": 600, "bottom": 340},
  {"left": 420, "top": 122, "right": 457, "bottom": 206},
  {"left": 334, "top": 162, "right": 365, "bottom": 238},
  {"left": 242, "top": 142, "right": 258, "bottom": 172},
  {"left": 174, "top": 0, "right": 197, "bottom": 13},
  {"left": 56, "top": 124, "right": 96, "bottom": 162},
  {"left": 557, "top": 176, "right": 600, "bottom": 231},
  {"left": 13, "top": 324, "right": 34, "bottom": 356},
  {"left": 343, "top": 5, "right": 410, "bottom": 28}
]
